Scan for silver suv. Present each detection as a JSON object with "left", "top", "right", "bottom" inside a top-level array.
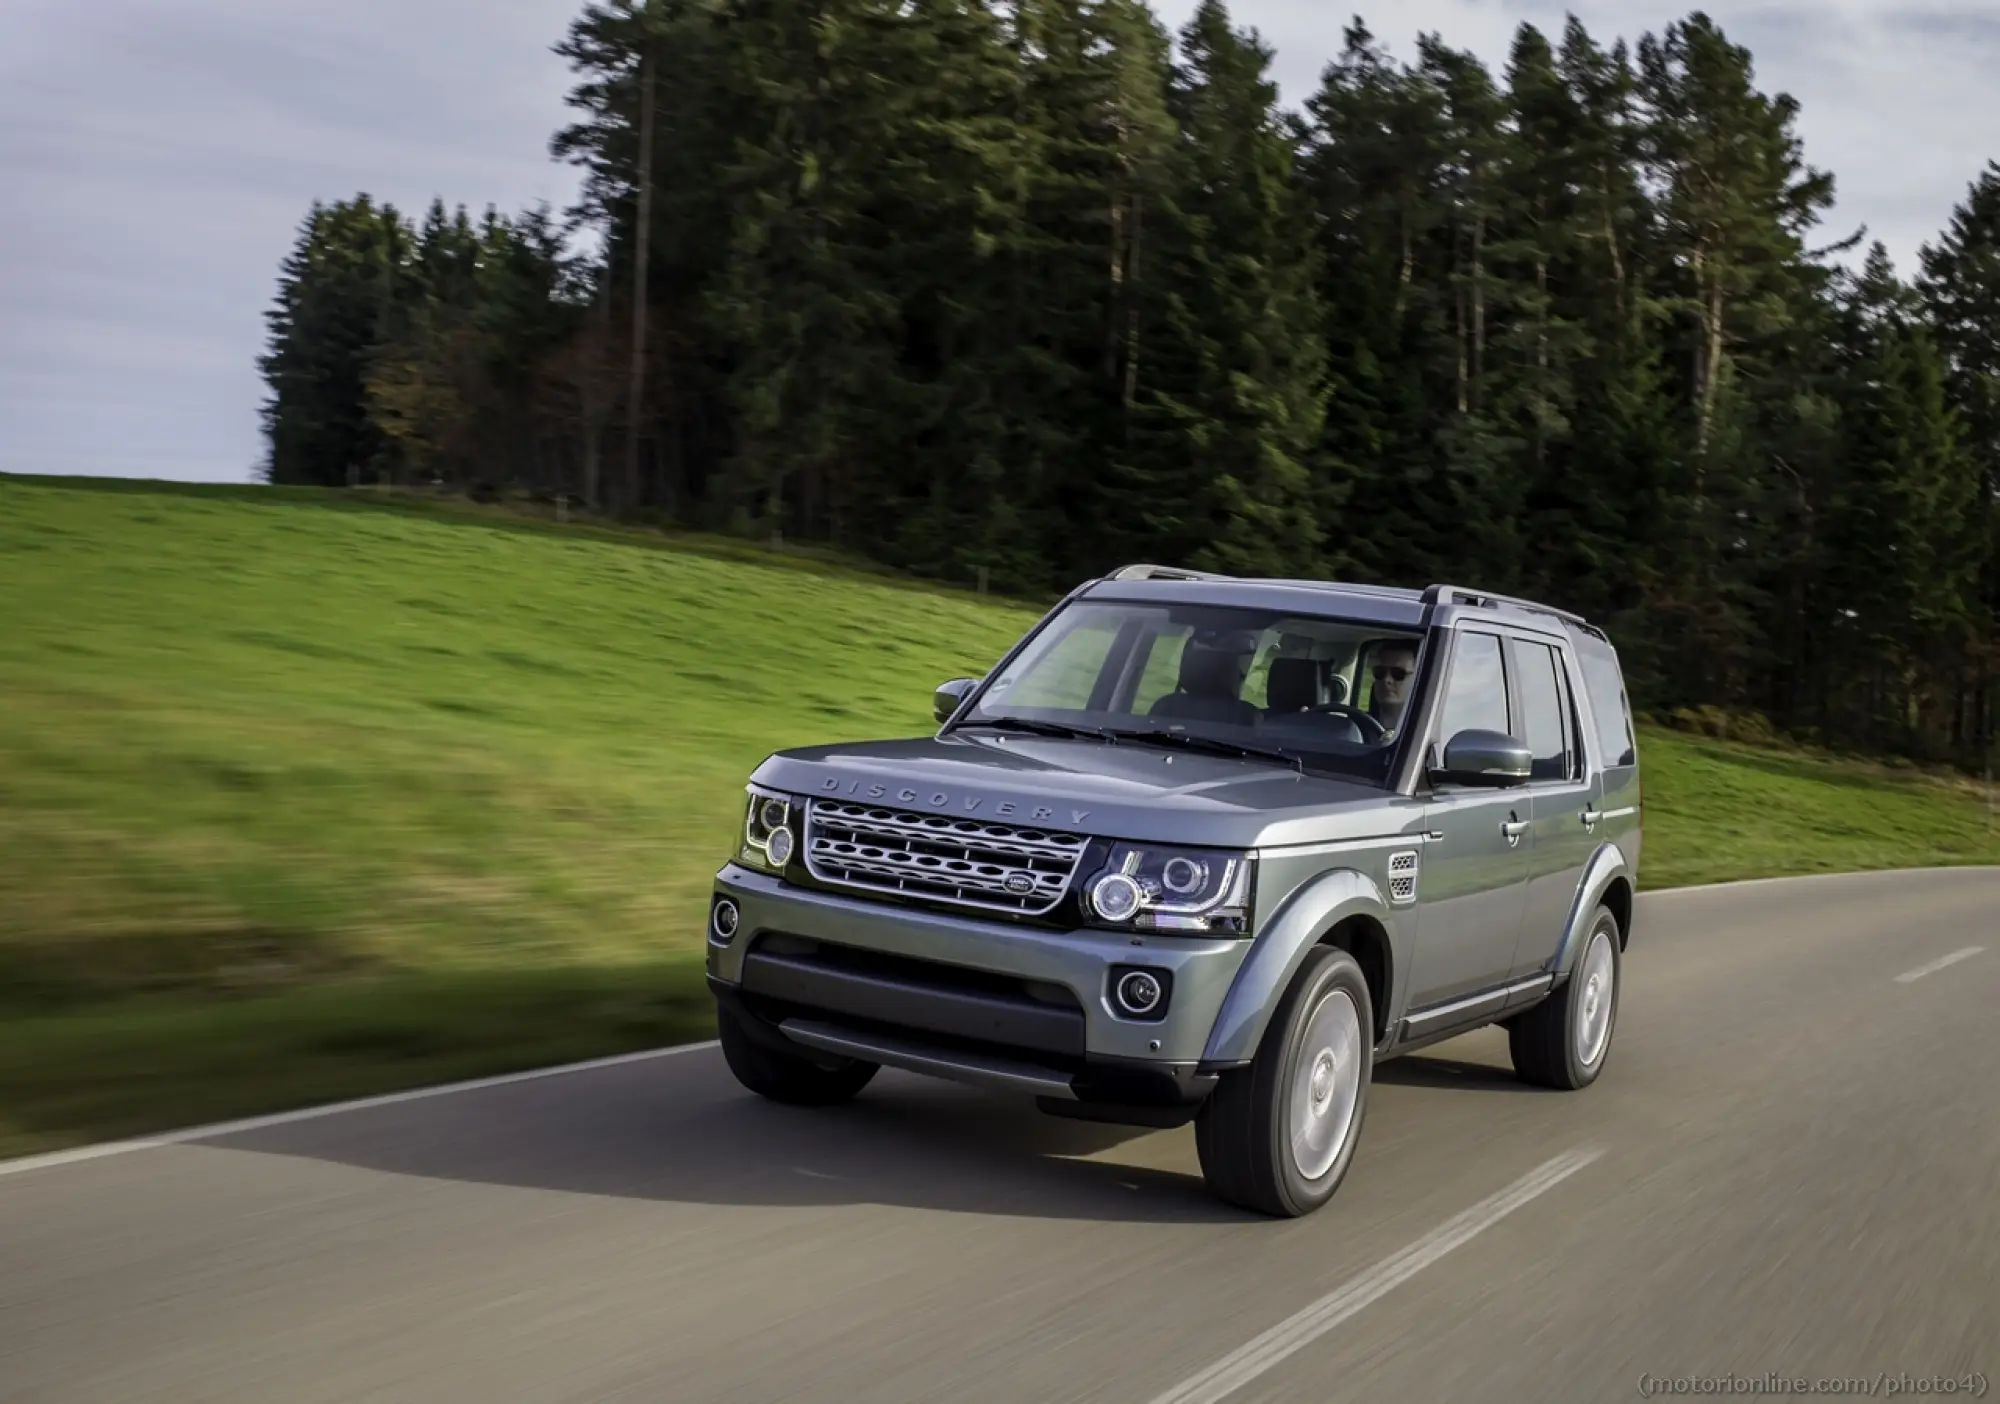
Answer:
[{"left": 705, "top": 566, "right": 1642, "bottom": 1218}]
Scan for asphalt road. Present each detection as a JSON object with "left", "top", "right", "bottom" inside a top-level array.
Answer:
[{"left": 3, "top": 868, "right": 1997, "bottom": 1404}]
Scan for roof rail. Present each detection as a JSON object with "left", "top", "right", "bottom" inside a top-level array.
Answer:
[
  {"left": 1422, "top": 583, "right": 1589, "bottom": 628},
  {"left": 1105, "top": 563, "right": 1235, "bottom": 582},
  {"left": 1275, "top": 579, "right": 1425, "bottom": 600}
]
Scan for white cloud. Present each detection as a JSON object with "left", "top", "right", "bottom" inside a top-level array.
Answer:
[{"left": 3, "top": 0, "right": 1993, "bottom": 484}]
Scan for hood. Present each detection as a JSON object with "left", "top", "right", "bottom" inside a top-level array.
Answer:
[{"left": 748, "top": 733, "right": 1427, "bottom": 850}]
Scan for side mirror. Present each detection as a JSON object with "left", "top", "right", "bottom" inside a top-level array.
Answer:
[
  {"left": 933, "top": 677, "right": 978, "bottom": 725},
  {"left": 1431, "top": 729, "right": 1532, "bottom": 787}
]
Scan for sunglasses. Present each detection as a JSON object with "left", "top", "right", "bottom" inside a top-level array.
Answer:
[{"left": 1372, "top": 664, "right": 1412, "bottom": 682}]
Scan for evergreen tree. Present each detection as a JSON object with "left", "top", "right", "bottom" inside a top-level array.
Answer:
[
  {"left": 1297, "top": 20, "right": 1447, "bottom": 582},
  {"left": 552, "top": 0, "right": 737, "bottom": 515},
  {"left": 1416, "top": 34, "right": 1526, "bottom": 589},
  {"left": 1824, "top": 244, "right": 1981, "bottom": 751},
  {"left": 1495, "top": 24, "right": 1588, "bottom": 487},
  {"left": 701, "top": 0, "right": 909, "bottom": 544},
  {"left": 1918, "top": 162, "right": 2000, "bottom": 750},
  {"left": 258, "top": 196, "right": 417, "bottom": 488},
  {"left": 1539, "top": 18, "right": 1671, "bottom": 632},
  {"left": 1632, "top": 11, "right": 1838, "bottom": 697},
  {"left": 1116, "top": 0, "right": 1327, "bottom": 578},
  {"left": 856, "top": 0, "right": 1100, "bottom": 592}
]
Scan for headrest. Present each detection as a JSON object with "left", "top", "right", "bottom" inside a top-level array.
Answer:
[
  {"left": 1266, "top": 656, "right": 1318, "bottom": 712},
  {"left": 1177, "top": 642, "right": 1246, "bottom": 698}
]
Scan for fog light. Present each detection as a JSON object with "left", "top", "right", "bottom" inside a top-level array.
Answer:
[
  {"left": 710, "top": 897, "right": 740, "bottom": 943},
  {"left": 1114, "top": 968, "right": 1165, "bottom": 1017}
]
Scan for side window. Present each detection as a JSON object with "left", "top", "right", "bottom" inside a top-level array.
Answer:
[
  {"left": 1554, "top": 648, "right": 1581, "bottom": 775},
  {"left": 1515, "top": 640, "right": 1574, "bottom": 781},
  {"left": 1576, "top": 635, "right": 1637, "bottom": 767},
  {"left": 1436, "top": 631, "right": 1509, "bottom": 741}
]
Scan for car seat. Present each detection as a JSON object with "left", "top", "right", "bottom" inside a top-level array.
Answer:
[
  {"left": 1264, "top": 656, "right": 1320, "bottom": 715},
  {"left": 1149, "top": 642, "right": 1261, "bottom": 728}
]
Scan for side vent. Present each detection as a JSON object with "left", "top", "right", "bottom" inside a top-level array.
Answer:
[{"left": 1388, "top": 849, "right": 1420, "bottom": 906}]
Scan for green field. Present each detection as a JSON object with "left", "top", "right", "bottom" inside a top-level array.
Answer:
[{"left": 4, "top": 473, "right": 1997, "bottom": 1159}]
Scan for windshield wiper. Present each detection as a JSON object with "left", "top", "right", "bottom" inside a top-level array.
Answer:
[
  {"left": 1104, "top": 727, "right": 1304, "bottom": 774},
  {"left": 958, "top": 717, "right": 1122, "bottom": 744}
]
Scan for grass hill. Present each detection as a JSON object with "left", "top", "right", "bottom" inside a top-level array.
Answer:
[{"left": 4, "top": 472, "right": 1997, "bottom": 1157}]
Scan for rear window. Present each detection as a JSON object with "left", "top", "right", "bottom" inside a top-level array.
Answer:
[{"left": 1574, "top": 632, "right": 1636, "bottom": 767}]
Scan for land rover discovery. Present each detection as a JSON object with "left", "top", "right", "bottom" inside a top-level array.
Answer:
[{"left": 705, "top": 566, "right": 1642, "bottom": 1218}]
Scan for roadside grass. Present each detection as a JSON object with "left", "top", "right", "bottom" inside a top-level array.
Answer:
[
  {"left": 4, "top": 472, "right": 1997, "bottom": 1157},
  {"left": 1635, "top": 726, "right": 2000, "bottom": 888},
  {"left": 0, "top": 961, "right": 713, "bottom": 1153}
]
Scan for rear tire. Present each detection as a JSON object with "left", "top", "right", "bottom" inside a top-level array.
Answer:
[
  {"left": 1195, "top": 946, "right": 1374, "bottom": 1218},
  {"left": 1509, "top": 904, "right": 1621, "bottom": 1090},
  {"left": 718, "top": 1002, "right": 879, "bottom": 1106}
]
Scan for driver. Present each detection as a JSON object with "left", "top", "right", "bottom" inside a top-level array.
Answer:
[{"left": 1368, "top": 640, "right": 1418, "bottom": 735}]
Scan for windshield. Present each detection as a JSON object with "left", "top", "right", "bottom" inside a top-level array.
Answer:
[{"left": 955, "top": 599, "right": 1429, "bottom": 787}]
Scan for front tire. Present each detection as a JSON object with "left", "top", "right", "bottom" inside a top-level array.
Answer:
[
  {"left": 718, "top": 1002, "right": 879, "bottom": 1106},
  {"left": 1195, "top": 946, "right": 1374, "bottom": 1218},
  {"left": 1509, "top": 904, "right": 1622, "bottom": 1090}
]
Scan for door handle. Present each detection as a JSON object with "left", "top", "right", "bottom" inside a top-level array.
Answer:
[
  {"left": 1581, "top": 809, "right": 1604, "bottom": 829},
  {"left": 1501, "top": 819, "right": 1529, "bottom": 839}
]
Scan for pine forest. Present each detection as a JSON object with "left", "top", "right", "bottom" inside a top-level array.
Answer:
[{"left": 254, "top": 1, "right": 2000, "bottom": 771}]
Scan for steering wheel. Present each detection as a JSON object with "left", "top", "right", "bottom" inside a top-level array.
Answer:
[{"left": 1307, "top": 702, "right": 1388, "bottom": 742}]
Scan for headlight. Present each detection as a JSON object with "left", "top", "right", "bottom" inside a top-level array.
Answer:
[
  {"left": 739, "top": 785, "right": 796, "bottom": 871},
  {"left": 1081, "top": 843, "right": 1253, "bottom": 935}
]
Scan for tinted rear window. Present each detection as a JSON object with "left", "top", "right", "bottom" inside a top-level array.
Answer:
[{"left": 1574, "top": 632, "right": 1636, "bottom": 767}]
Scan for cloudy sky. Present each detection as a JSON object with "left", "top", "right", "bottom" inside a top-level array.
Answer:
[{"left": 3, "top": 1, "right": 1995, "bottom": 485}]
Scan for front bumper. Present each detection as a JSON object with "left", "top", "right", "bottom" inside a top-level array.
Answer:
[{"left": 706, "top": 863, "right": 1255, "bottom": 1116}]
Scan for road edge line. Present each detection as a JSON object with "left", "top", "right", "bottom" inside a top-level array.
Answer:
[
  {"left": 0, "top": 1040, "right": 720, "bottom": 1180},
  {"left": 1638, "top": 863, "right": 2000, "bottom": 899}
]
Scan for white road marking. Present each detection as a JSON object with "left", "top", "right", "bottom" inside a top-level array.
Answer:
[
  {"left": 1893, "top": 946, "right": 1985, "bottom": 983},
  {"left": 0, "top": 1041, "right": 719, "bottom": 1181},
  {"left": 1144, "top": 1145, "right": 1606, "bottom": 1404}
]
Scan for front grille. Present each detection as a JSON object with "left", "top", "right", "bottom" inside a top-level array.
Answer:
[{"left": 804, "top": 799, "right": 1090, "bottom": 917}]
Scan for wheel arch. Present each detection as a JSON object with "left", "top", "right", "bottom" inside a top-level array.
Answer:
[
  {"left": 1600, "top": 874, "right": 1633, "bottom": 952},
  {"left": 1315, "top": 914, "right": 1394, "bottom": 1048},
  {"left": 1199, "top": 867, "right": 1397, "bottom": 1067},
  {"left": 1549, "top": 843, "right": 1633, "bottom": 982}
]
